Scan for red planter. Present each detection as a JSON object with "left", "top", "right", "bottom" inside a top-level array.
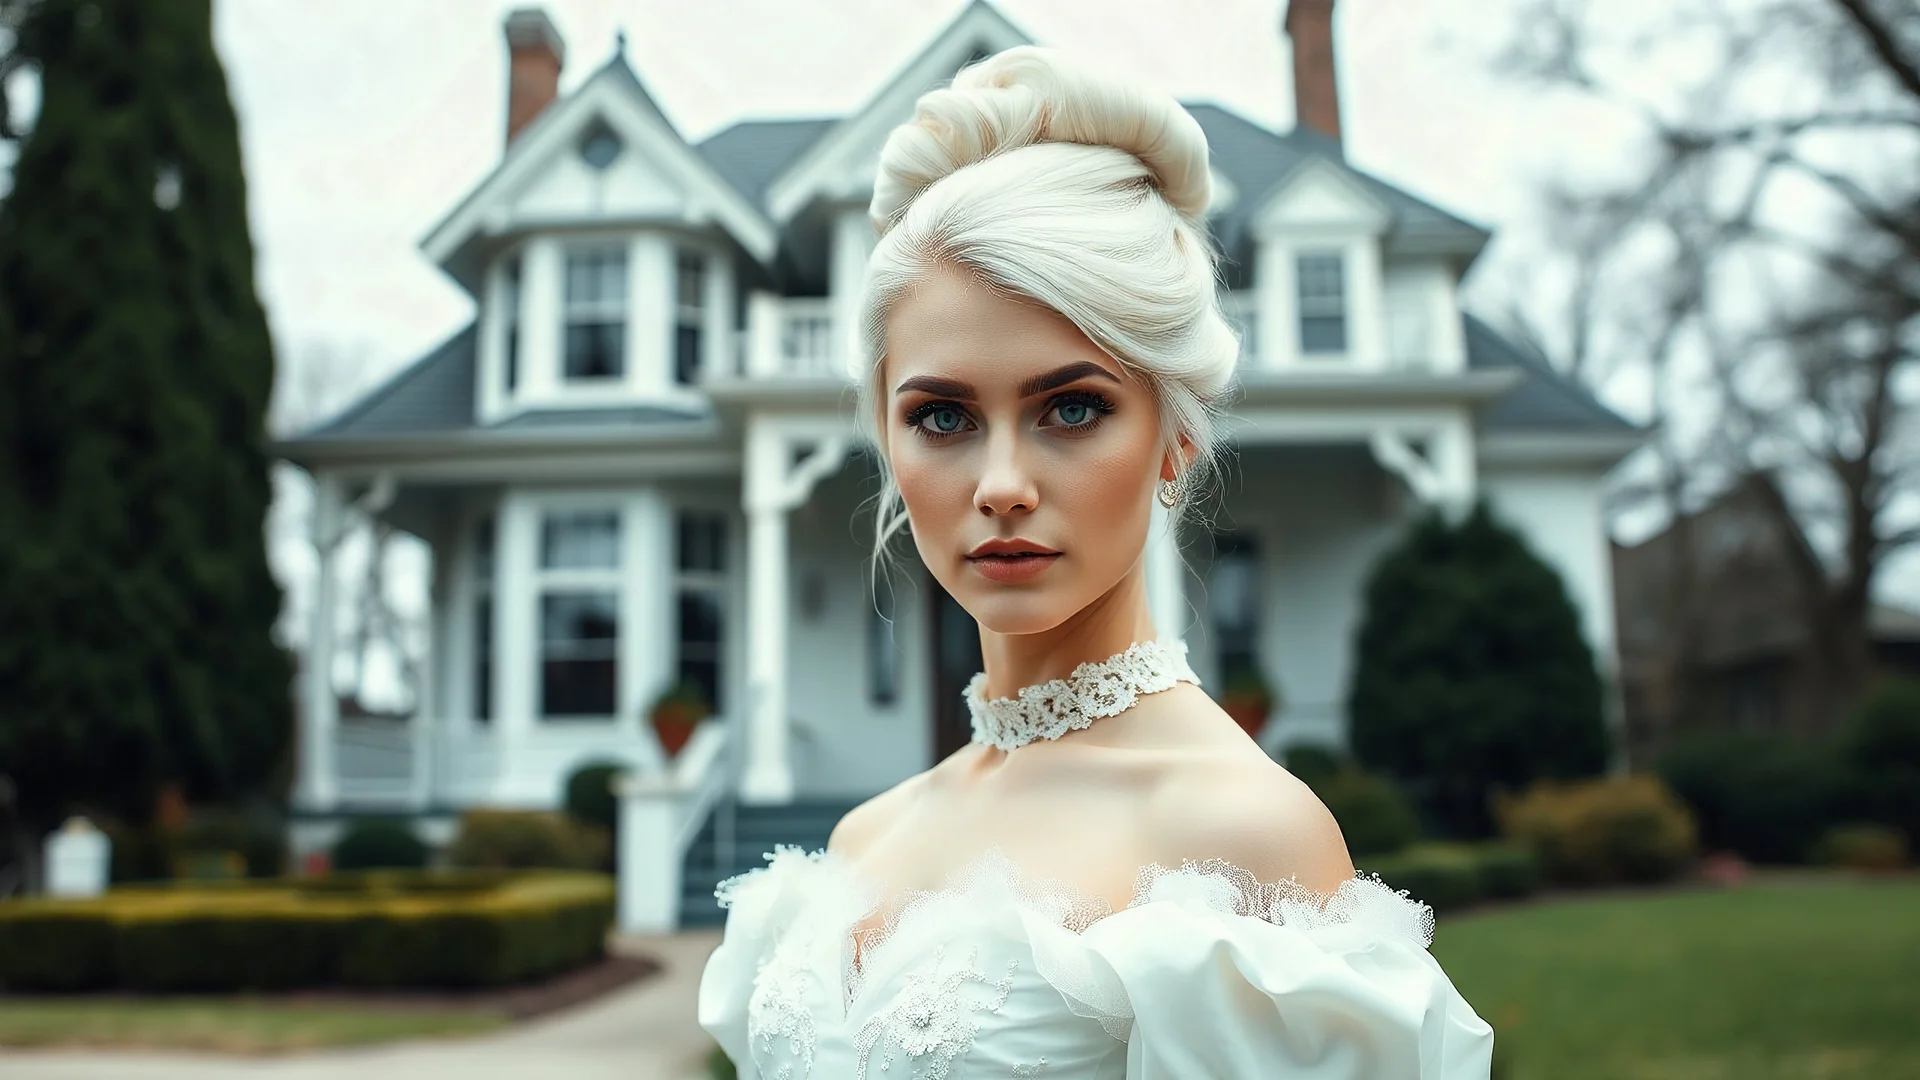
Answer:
[{"left": 651, "top": 703, "right": 706, "bottom": 758}]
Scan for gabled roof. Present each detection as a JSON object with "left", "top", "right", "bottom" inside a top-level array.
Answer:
[
  {"left": 764, "top": 1, "right": 1034, "bottom": 221},
  {"left": 1464, "top": 315, "right": 1636, "bottom": 433},
  {"left": 696, "top": 118, "right": 838, "bottom": 210},
  {"left": 1182, "top": 105, "right": 1487, "bottom": 265},
  {"left": 420, "top": 51, "right": 780, "bottom": 291}
]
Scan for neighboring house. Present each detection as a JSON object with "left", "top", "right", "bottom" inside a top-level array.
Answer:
[
  {"left": 276, "top": 1, "right": 1639, "bottom": 917},
  {"left": 1612, "top": 475, "right": 1920, "bottom": 765}
]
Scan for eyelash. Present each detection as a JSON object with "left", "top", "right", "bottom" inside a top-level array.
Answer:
[{"left": 902, "top": 390, "right": 1117, "bottom": 443}]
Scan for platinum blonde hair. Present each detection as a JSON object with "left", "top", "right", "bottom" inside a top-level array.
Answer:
[{"left": 855, "top": 45, "right": 1239, "bottom": 569}]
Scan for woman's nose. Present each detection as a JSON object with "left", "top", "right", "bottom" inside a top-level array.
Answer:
[{"left": 974, "top": 428, "right": 1038, "bottom": 516}]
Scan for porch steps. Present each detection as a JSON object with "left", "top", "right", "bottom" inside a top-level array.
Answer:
[{"left": 678, "top": 796, "right": 864, "bottom": 928}]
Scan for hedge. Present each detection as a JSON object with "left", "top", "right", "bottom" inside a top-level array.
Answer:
[
  {"left": 0, "top": 869, "right": 614, "bottom": 992},
  {"left": 1357, "top": 840, "right": 1544, "bottom": 915}
]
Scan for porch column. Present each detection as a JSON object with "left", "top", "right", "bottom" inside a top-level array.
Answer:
[
  {"left": 297, "top": 473, "right": 343, "bottom": 812},
  {"left": 742, "top": 500, "right": 792, "bottom": 804},
  {"left": 1145, "top": 501, "right": 1187, "bottom": 641},
  {"left": 740, "top": 417, "right": 852, "bottom": 805}
]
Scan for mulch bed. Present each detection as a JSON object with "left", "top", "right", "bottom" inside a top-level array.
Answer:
[{"left": 2, "top": 952, "right": 665, "bottom": 1022}]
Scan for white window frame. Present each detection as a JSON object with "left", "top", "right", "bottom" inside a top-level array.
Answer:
[
  {"left": 1295, "top": 250, "right": 1349, "bottom": 357},
  {"left": 561, "top": 244, "right": 629, "bottom": 383},
  {"left": 672, "top": 509, "right": 729, "bottom": 713},
  {"left": 534, "top": 504, "right": 625, "bottom": 721}
]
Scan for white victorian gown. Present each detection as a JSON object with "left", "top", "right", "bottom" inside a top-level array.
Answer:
[{"left": 696, "top": 641, "right": 1496, "bottom": 1079}]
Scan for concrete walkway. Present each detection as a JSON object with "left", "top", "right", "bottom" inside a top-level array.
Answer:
[{"left": 0, "top": 931, "right": 726, "bottom": 1080}]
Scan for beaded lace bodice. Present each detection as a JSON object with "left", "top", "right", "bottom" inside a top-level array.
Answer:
[{"left": 964, "top": 638, "right": 1200, "bottom": 753}]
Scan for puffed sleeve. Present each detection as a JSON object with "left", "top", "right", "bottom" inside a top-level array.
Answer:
[
  {"left": 1063, "top": 868, "right": 1494, "bottom": 1078},
  {"left": 696, "top": 845, "right": 854, "bottom": 1079}
]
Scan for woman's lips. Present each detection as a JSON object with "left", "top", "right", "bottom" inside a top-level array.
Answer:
[{"left": 967, "top": 552, "right": 1063, "bottom": 583}]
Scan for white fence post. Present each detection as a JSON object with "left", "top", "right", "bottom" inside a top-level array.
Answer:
[{"left": 45, "top": 817, "right": 110, "bottom": 898}]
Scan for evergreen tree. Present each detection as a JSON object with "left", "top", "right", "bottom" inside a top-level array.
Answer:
[
  {"left": 1348, "top": 502, "right": 1609, "bottom": 837},
  {"left": 0, "top": 0, "right": 291, "bottom": 877}
]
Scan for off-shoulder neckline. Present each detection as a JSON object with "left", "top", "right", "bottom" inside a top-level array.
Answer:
[{"left": 717, "top": 841, "right": 1437, "bottom": 1014}]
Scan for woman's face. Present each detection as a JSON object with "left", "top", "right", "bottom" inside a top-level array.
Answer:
[{"left": 883, "top": 264, "right": 1171, "bottom": 636}]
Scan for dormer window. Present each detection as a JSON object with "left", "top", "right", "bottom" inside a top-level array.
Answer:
[
  {"left": 674, "top": 250, "right": 705, "bottom": 385},
  {"left": 564, "top": 246, "right": 627, "bottom": 380},
  {"left": 1297, "top": 251, "right": 1348, "bottom": 355}
]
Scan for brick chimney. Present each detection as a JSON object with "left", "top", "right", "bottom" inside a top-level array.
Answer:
[
  {"left": 1284, "top": 0, "right": 1342, "bottom": 143},
  {"left": 504, "top": 8, "right": 566, "bottom": 146}
]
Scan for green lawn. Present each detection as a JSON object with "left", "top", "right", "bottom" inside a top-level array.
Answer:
[
  {"left": 1432, "top": 875, "right": 1920, "bottom": 1080},
  {"left": 0, "top": 998, "right": 509, "bottom": 1053}
]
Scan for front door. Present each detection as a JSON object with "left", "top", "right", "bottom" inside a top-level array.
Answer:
[{"left": 929, "top": 579, "right": 983, "bottom": 764}]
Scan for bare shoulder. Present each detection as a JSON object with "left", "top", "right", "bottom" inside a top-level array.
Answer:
[
  {"left": 827, "top": 769, "right": 928, "bottom": 859},
  {"left": 1143, "top": 749, "right": 1356, "bottom": 895}
]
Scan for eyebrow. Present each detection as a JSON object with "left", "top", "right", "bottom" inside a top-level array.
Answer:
[{"left": 893, "top": 361, "right": 1122, "bottom": 399}]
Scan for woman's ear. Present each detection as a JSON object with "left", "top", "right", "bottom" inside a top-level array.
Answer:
[{"left": 1160, "top": 432, "right": 1197, "bottom": 483}]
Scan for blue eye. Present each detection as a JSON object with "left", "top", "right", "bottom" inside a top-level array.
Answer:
[
  {"left": 928, "top": 406, "right": 966, "bottom": 433},
  {"left": 1045, "top": 391, "right": 1115, "bottom": 431},
  {"left": 905, "top": 401, "right": 975, "bottom": 441}
]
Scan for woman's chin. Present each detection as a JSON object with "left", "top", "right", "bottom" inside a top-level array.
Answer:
[{"left": 954, "top": 588, "right": 1079, "bottom": 637}]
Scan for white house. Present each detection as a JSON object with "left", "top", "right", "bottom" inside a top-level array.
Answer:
[{"left": 276, "top": 2, "right": 1638, "bottom": 925}]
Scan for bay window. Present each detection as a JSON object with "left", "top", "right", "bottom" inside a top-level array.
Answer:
[{"left": 563, "top": 247, "right": 627, "bottom": 380}]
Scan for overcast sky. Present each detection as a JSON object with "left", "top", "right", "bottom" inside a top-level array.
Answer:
[{"left": 211, "top": 0, "right": 1630, "bottom": 406}]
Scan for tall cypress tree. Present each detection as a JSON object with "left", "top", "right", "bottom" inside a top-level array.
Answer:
[
  {"left": 0, "top": 0, "right": 291, "bottom": 869},
  {"left": 1348, "top": 502, "right": 1610, "bottom": 838}
]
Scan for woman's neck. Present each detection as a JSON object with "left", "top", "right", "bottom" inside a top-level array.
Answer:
[{"left": 975, "top": 565, "right": 1161, "bottom": 700}]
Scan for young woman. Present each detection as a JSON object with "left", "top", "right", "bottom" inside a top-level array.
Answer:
[{"left": 699, "top": 45, "right": 1494, "bottom": 1079}]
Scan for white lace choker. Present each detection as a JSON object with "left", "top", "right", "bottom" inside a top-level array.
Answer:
[{"left": 965, "top": 638, "right": 1201, "bottom": 752}]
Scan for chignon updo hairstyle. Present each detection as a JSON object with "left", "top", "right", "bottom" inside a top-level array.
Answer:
[{"left": 856, "top": 45, "right": 1240, "bottom": 565}]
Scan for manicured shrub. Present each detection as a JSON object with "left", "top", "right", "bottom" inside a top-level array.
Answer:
[
  {"left": 1283, "top": 743, "right": 1345, "bottom": 788},
  {"left": 1471, "top": 841, "right": 1543, "bottom": 899},
  {"left": 445, "top": 809, "right": 599, "bottom": 871},
  {"left": 1838, "top": 679, "right": 1920, "bottom": 847},
  {"left": 1812, "top": 823, "right": 1909, "bottom": 871},
  {"left": 1312, "top": 769, "right": 1420, "bottom": 857},
  {"left": 331, "top": 819, "right": 428, "bottom": 871},
  {"left": 1359, "top": 843, "right": 1484, "bottom": 914},
  {"left": 564, "top": 760, "right": 628, "bottom": 833},
  {"left": 0, "top": 871, "right": 614, "bottom": 992},
  {"left": 1658, "top": 733, "right": 1845, "bottom": 864},
  {"left": 1495, "top": 774, "right": 1698, "bottom": 885},
  {"left": 1349, "top": 504, "right": 1609, "bottom": 838}
]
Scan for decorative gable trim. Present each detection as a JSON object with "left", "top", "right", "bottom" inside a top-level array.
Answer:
[
  {"left": 1252, "top": 155, "right": 1392, "bottom": 238},
  {"left": 764, "top": 1, "right": 1033, "bottom": 222},
  {"left": 422, "top": 59, "right": 779, "bottom": 281}
]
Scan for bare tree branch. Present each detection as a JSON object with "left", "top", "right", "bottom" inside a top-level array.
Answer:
[{"left": 1829, "top": 0, "right": 1920, "bottom": 103}]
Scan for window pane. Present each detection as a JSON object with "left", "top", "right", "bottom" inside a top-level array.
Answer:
[
  {"left": 677, "top": 590, "right": 724, "bottom": 712},
  {"left": 676, "top": 251, "right": 705, "bottom": 313},
  {"left": 542, "top": 510, "right": 621, "bottom": 570},
  {"left": 473, "top": 595, "right": 493, "bottom": 723},
  {"left": 1297, "top": 253, "right": 1345, "bottom": 303},
  {"left": 504, "top": 258, "right": 522, "bottom": 393},
  {"left": 676, "top": 513, "right": 726, "bottom": 573},
  {"left": 675, "top": 324, "right": 702, "bottom": 385},
  {"left": 566, "top": 249, "right": 626, "bottom": 307},
  {"left": 1300, "top": 315, "right": 1347, "bottom": 354},
  {"left": 541, "top": 591, "right": 618, "bottom": 717},
  {"left": 564, "top": 321, "right": 625, "bottom": 379},
  {"left": 473, "top": 515, "right": 496, "bottom": 582},
  {"left": 678, "top": 658, "right": 720, "bottom": 716},
  {"left": 678, "top": 591, "right": 723, "bottom": 647}
]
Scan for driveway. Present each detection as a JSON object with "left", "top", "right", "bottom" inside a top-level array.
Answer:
[{"left": 0, "top": 931, "right": 725, "bottom": 1080}]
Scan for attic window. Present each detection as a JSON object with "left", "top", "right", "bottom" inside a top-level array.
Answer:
[{"left": 579, "top": 121, "right": 623, "bottom": 170}]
